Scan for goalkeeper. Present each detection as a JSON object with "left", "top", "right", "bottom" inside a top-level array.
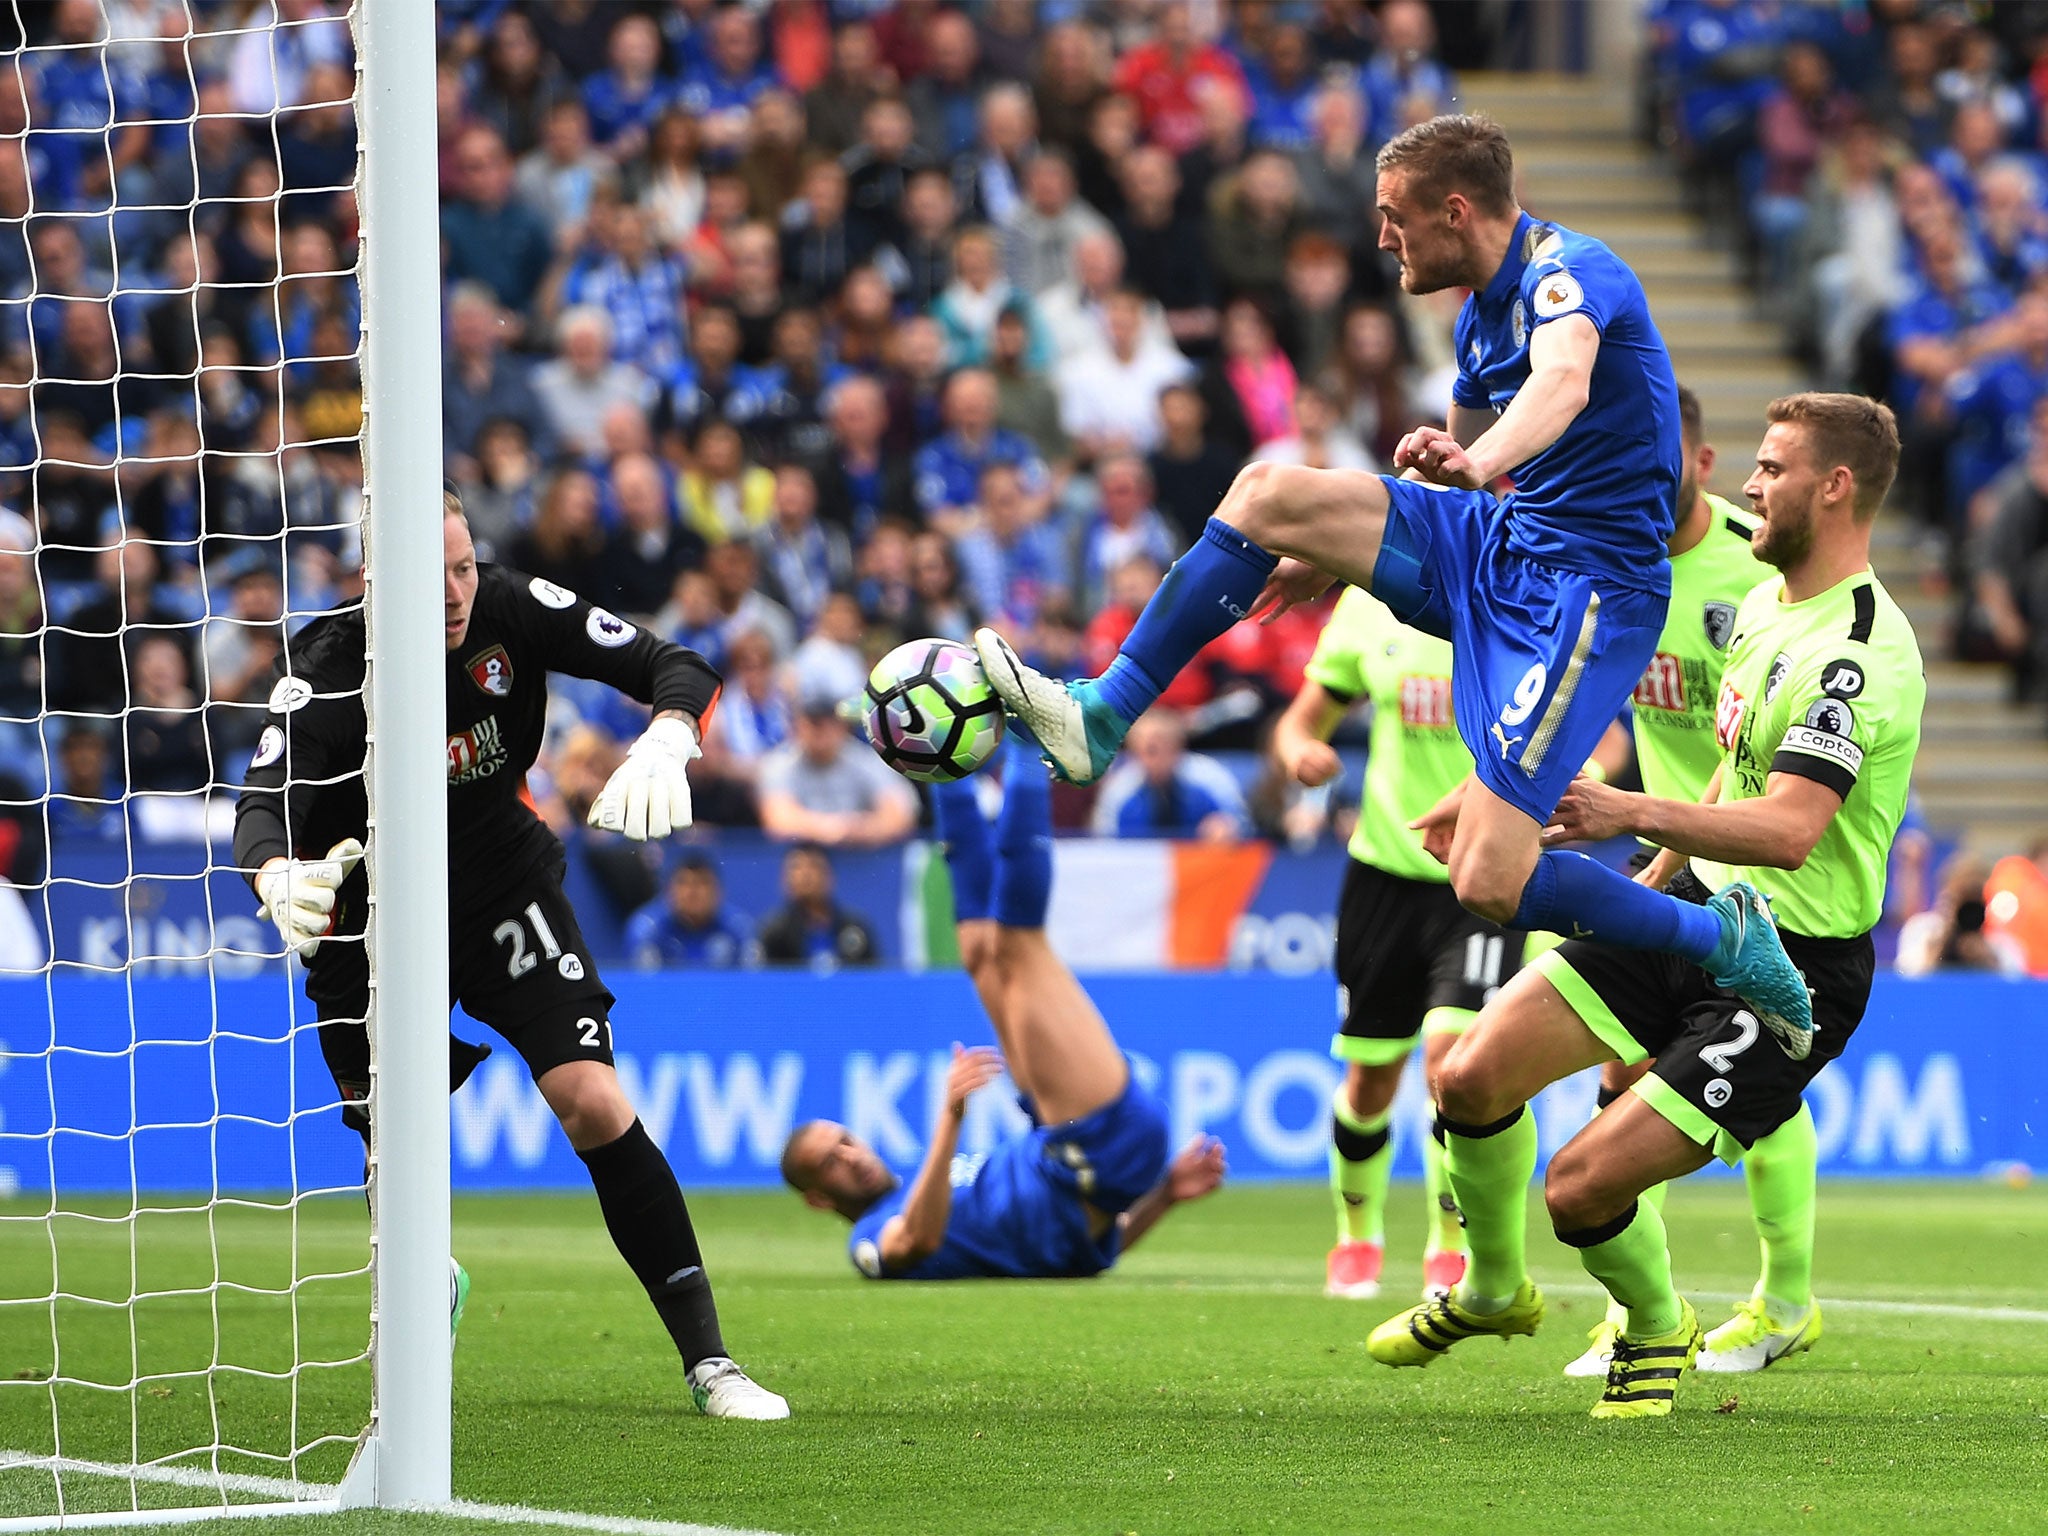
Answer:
[
  {"left": 232, "top": 492, "right": 787, "bottom": 1420},
  {"left": 780, "top": 742, "right": 1226, "bottom": 1278}
]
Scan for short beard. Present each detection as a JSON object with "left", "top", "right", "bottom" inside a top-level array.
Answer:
[{"left": 1755, "top": 498, "right": 1817, "bottom": 570}]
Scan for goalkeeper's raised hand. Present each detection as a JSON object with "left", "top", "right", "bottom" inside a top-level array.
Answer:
[
  {"left": 255, "top": 838, "right": 364, "bottom": 959},
  {"left": 588, "top": 714, "right": 700, "bottom": 841}
]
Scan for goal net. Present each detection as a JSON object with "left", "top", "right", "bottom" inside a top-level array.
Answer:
[{"left": 0, "top": 2, "right": 443, "bottom": 1525}]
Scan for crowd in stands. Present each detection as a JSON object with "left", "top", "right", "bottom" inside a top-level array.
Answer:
[
  {"left": 0, "top": 0, "right": 1470, "bottom": 895},
  {"left": 1650, "top": 0, "right": 2048, "bottom": 714}
]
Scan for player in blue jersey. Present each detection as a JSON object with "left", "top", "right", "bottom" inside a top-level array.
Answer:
[
  {"left": 976, "top": 112, "right": 1812, "bottom": 1050},
  {"left": 779, "top": 746, "right": 1225, "bottom": 1279}
]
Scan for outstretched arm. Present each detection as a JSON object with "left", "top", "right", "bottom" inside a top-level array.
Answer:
[
  {"left": 1117, "top": 1136, "right": 1227, "bottom": 1252},
  {"left": 876, "top": 1045, "right": 1004, "bottom": 1270}
]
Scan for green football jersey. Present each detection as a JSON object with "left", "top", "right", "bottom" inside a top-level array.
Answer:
[
  {"left": 1305, "top": 588, "right": 1473, "bottom": 885},
  {"left": 1630, "top": 494, "right": 1768, "bottom": 805},
  {"left": 1691, "top": 570, "right": 1924, "bottom": 939}
]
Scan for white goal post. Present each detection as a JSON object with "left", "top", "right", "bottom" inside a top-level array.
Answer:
[{"left": 0, "top": 0, "right": 447, "bottom": 1526}]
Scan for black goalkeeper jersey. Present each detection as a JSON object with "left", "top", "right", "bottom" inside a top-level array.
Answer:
[{"left": 231, "top": 564, "right": 721, "bottom": 1003}]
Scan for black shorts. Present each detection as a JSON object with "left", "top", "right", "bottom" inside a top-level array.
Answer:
[
  {"left": 1534, "top": 920, "right": 1874, "bottom": 1154},
  {"left": 317, "top": 856, "right": 617, "bottom": 1090},
  {"left": 1333, "top": 860, "right": 1523, "bottom": 1064}
]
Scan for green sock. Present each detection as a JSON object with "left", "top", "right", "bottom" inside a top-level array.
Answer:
[
  {"left": 1420, "top": 1123, "right": 1465, "bottom": 1255},
  {"left": 1329, "top": 1094, "right": 1393, "bottom": 1245},
  {"left": 1441, "top": 1107, "right": 1536, "bottom": 1309},
  {"left": 1744, "top": 1102, "right": 1817, "bottom": 1314},
  {"left": 1568, "top": 1199, "right": 1683, "bottom": 1340}
]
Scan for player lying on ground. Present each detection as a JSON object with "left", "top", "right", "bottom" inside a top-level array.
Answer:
[
  {"left": 1566, "top": 386, "right": 1823, "bottom": 1379},
  {"left": 1274, "top": 587, "right": 1524, "bottom": 1302},
  {"left": 781, "top": 743, "right": 1225, "bottom": 1278},
  {"left": 974, "top": 112, "right": 1813, "bottom": 1049},
  {"left": 1364, "top": 394, "right": 1922, "bottom": 1419},
  {"left": 232, "top": 493, "right": 787, "bottom": 1419}
]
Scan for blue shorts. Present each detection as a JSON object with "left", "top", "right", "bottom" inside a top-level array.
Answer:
[
  {"left": 1374, "top": 479, "right": 1666, "bottom": 823},
  {"left": 1025, "top": 1062, "right": 1170, "bottom": 1216}
]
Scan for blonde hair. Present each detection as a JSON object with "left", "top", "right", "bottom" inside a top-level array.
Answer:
[{"left": 1765, "top": 392, "right": 1901, "bottom": 519}]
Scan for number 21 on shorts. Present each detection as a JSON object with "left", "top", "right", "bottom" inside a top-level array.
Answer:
[{"left": 493, "top": 902, "right": 588, "bottom": 982}]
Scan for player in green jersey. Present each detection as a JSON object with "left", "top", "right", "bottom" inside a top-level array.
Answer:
[
  {"left": 1566, "top": 388, "right": 1826, "bottom": 1378},
  {"left": 1364, "top": 393, "right": 1922, "bottom": 1419},
  {"left": 1276, "top": 590, "right": 1522, "bottom": 1302}
]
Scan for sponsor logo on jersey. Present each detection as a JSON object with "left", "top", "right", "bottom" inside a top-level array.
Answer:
[
  {"left": 465, "top": 643, "right": 514, "bottom": 698},
  {"left": 1714, "top": 679, "right": 1748, "bottom": 752},
  {"left": 586, "top": 607, "right": 635, "bottom": 647},
  {"left": 1398, "top": 674, "right": 1453, "bottom": 728},
  {"left": 268, "top": 675, "right": 314, "bottom": 714},
  {"left": 250, "top": 725, "right": 285, "bottom": 769},
  {"left": 1820, "top": 659, "right": 1865, "bottom": 699},
  {"left": 1634, "top": 652, "right": 1688, "bottom": 712},
  {"left": 1764, "top": 651, "right": 1791, "bottom": 703},
  {"left": 447, "top": 714, "right": 507, "bottom": 785},
  {"left": 528, "top": 577, "right": 576, "bottom": 609},
  {"left": 1704, "top": 1077, "right": 1733, "bottom": 1109},
  {"left": 1532, "top": 272, "right": 1583, "bottom": 319},
  {"left": 1703, "top": 601, "right": 1738, "bottom": 651}
]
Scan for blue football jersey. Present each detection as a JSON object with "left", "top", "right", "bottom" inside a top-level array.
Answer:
[
  {"left": 1451, "top": 213, "right": 1681, "bottom": 596},
  {"left": 848, "top": 1137, "right": 1118, "bottom": 1281}
]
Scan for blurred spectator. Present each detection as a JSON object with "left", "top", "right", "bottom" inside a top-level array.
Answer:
[
  {"left": 277, "top": 62, "right": 358, "bottom": 223},
  {"left": 46, "top": 723, "right": 122, "bottom": 842},
  {"left": 962, "top": 83, "right": 1037, "bottom": 227},
  {"left": 702, "top": 538, "right": 798, "bottom": 660},
  {"left": 46, "top": 540, "right": 191, "bottom": 715},
  {"left": 780, "top": 157, "right": 871, "bottom": 307},
  {"left": 907, "top": 529, "right": 979, "bottom": 641},
  {"left": 1056, "top": 288, "right": 1197, "bottom": 460},
  {"left": 581, "top": 12, "right": 674, "bottom": 162},
  {"left": 812, "top": 375, "right": 913, "bottom": 542},
  {"left": 1329, "top": 303, "right": 1425, "bottom": 465},
  {"left": 470, "top": 9, "right": 566, "bottom": 158},
  {"left": 1074, "top": 91, "right": 1141, "bottom": 225},
  {"left": 934, "top": 224, "right": 1038, "bottom": 370},
  {"left": 805, "top": 22, "right": 885, "bottom": 157},
  {"left": 1869, "top": 20, "right": 1944, "bottom": 159},
  {"left": 1090, "top": 708, "right": 1247, "bottom": 840},
  {"left": 440, "top": 124, "right": 553, "bottom": 316},
  {"left": 1033, "top": 22, "right": 1108, "bottom": 155},
  {"left": 977, "top": 0, "right": 1038, "bottom": 86},
  {"left": 1985, "top": 841, "right": 2048, "bottom": 977},
  {"left": 679, "top": 6, "right": 783, "bottom": 156},
  {"left": 842, "top": 97, "right": 933, "bottom": 253},
  {"left": 879, "top": 168, "right": 960, "bottom": 316},
  {"left": 1254, "top": 380, "right": 1376, "bottom": 471},
  {"left": 1208, "top": 150, "right": 1306, "bottom": 312},
  {"left": 532, "top": 305, "right": 657, "bottom": 460},
  {"left": 124, "top": 633, "right": 209, "bottom": 794},
  {"left": 1968, "top": 159, "right": 2047, "bottom": 298},
  {"left": 1117, "top": 145, "right": 1220, "bottom": 355},
  {"left": 828, "top": 263, "right": 897, "bottom": 374},
  {"left": 913, "top": 368, "right": 1049, "bottom": 533},
  {"left": 0, "top": 511, "right": 43, "bottom": 771},
  {"left": 459, "top": 417, "right": 539, "bottom": 563},
  {"left": 1363, "top": 0, "right": 1457, "bottom": 140},
  {"left": 989, "top": 303, "right": 1071, "bottom": 468},
  {"left": 682, "top": 419, "right": 775, "bottom": 546},
  {"left": 1078, "top": 455, "right": 1178, "bottom": 612},
  {"left": 1004, "top": 151, "right": 1114, "bottom": 299},
  {"left": 703, "top": 625, "right": 792, "bottom": 790},
  {"left": 202, "top": 559, "right": 283, "bottom": 749},
  {"left": 757, "top": 842, "right": 878, "bottom": 969},
  {"left": 1896, "top": 853, "right": 2024, "bottom": 976},
  {"left": 1293, "top": 84, "right": 1382, "bottom": 263},
  {"left": 626, "top": 853, "right": 757, "bottom": 969},
  {"left": 881, "top": 313, "right": 950, "bottom": 455},
  {"left": 666, "top": 303, "right": 747, "bottom": 441},
  {"left": 1930, "top": 100, "right": 2003, "bottom": 217},
  {"left": 955, "top": 462, "right": 1069, "bottom": 629},
  {"left": 1753, "top": 42, "right": 1858, "bottom": 300},
  {"left": 660, "top": 569, "right": 732, "bottom": 675},
  {"left": 1800, "top": 117, "right": 1906, "bottom": 389},
  {"left": 855, "top": 518, "right": 918, "bottom": 634},
  {"left": 22, "top": 418, "right": 113, "bottom": 584},
  {"left": 1967, "top": 404, "right": 2048, "bottom": 700},
  {"left": 1935, "top": 28, "right": 2027, "bottom": 138},
  {"left": 790, "top": 591, "right": 869, "bottom": 707},
  {"left": 1038, "top": 231, "right": 1176, "bottom": 367},
  {"left": 1176, "top": 70, "right": 1255, "bottom": 225},
  {"left": 738, "top": 89, "right": 810, "bottom": 221},
  {"left": 745, "top": 307, "right": 844, "bottom": 464},
  {"left": 621, "top": 108, "right": 704, "bottom": 255},
  {"left": 602, "top": 450, "right": 703, "bottom": 620},
  {"left": 908, "top": 9, "right": 985, "bottom": 163},
  {"left": 726, "top": 221, "right": 787, "bottom": 365},
  {"left": 1112, "top": 1, "right": 1249, "bottom": 158},
  {"left": 557, "top": 204, "right": 689, "bottom": 378},
  {"left": 443, "top": 281, "right": 548, "bottom": 474},
  {"left": 1946, "top": 293, "right": 2048, "bottom": 524},
  {"left": 1243, "top": 24, "right": 1321, "bottom": 153},
  {"left": 1219, "top": 297, "right": 1298, "bottom": 449},
  {"left": 1279, "top": 231, "right": 1355, "bottom": 377},
  {"left": 509, "top": 467, "right": 607, "bottom": 597},
  {"left": 755, "top": 463, "right": 852, "bottom": 631},
  {"left": 1149, "top": 381, "right": 1243, "bottom": 546},
  {"left": 757, "top": 696, "right": 919, "bottom": 848}
]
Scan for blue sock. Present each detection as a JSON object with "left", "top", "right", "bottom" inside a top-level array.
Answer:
[
  {"left": 931, "top": 779, "right": 993, "bottom": 922},
  {"left": 1511, "top": 850, "right": 1722, "bottom": 963},
  {"left": 993, "top": 745, "right": 1053, "bottom": 929},
  {"left": 1094, "top": 517, "right": 1277, "bottom": 723}
]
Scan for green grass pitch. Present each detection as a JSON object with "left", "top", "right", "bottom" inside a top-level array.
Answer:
[{"left": 3, "top": 1180, "right": 2045, "bottom": 1535}]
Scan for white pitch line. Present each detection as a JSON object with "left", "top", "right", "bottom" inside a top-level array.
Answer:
[{"left": 0, "top": 1454, "right": 787, "bottom": 1536}]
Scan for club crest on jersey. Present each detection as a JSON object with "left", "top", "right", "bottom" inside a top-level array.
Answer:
[
  {"left": 1532, "top": 272, "right": 1583, "bottom": 319},
  {"left": 586, "top": 607, "right": 635, "bottom": 647},
  {"left": 1764, "top": 652, "right": 1792, "bottom": 703},
  {"left": 1511, "top": 298, "right": 1527, "bottom": 350},
  {"left": 1703, "top": 601, "right": 1738, "bottom": 651},
  {"left": 466, "top": 644, "right": 514, "bottom": 698}
]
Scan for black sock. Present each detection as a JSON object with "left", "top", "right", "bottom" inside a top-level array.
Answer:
[{"left": 577, "top": 1119, "right": 726, "bottom": 1370}]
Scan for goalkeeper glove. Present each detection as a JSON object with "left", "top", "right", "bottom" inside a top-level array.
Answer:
[
  {"left": 255, "top": 838, "right": 365, "bottom": 960},
  {"left": 588, "top": 715, "right": 699, "bottom": 841}
]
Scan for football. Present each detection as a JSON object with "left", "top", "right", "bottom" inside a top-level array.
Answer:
[{"left": 863, "top": 637, "right": 1007, "bottom": 782}]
